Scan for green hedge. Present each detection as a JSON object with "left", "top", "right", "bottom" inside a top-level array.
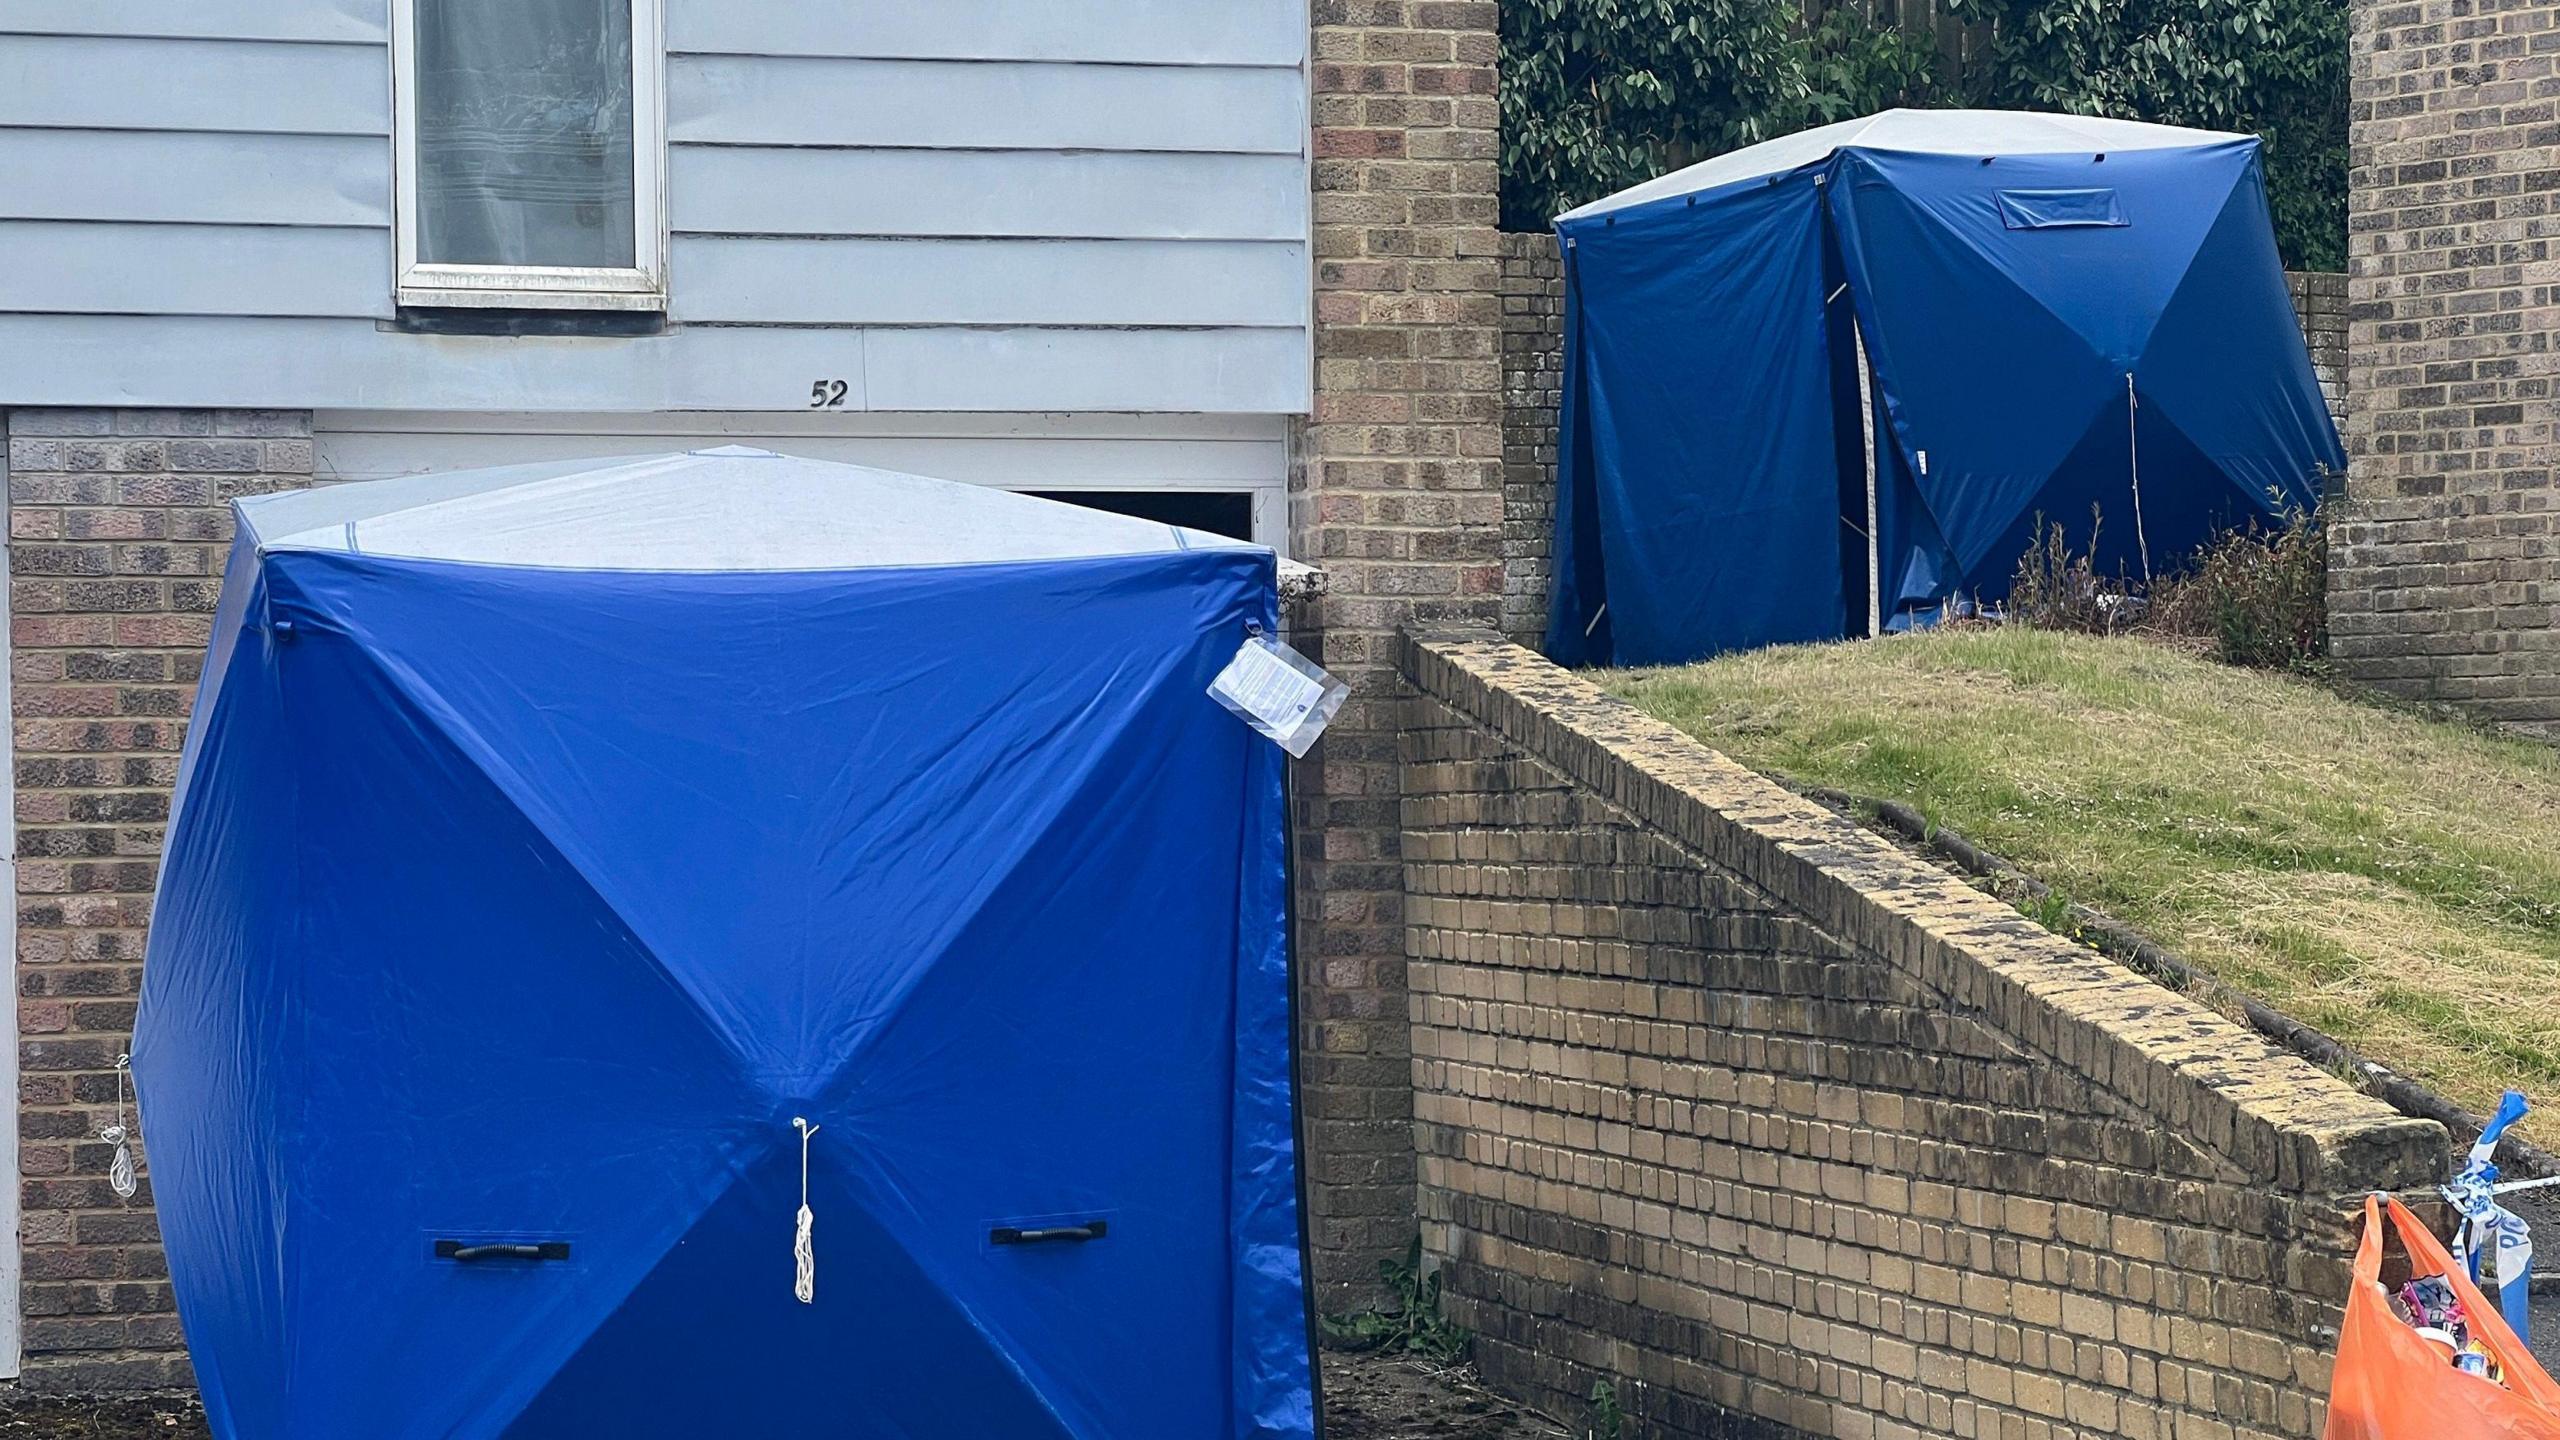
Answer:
[{"left": 1498, "top": 0, "right": 2346, "bottom": 271}]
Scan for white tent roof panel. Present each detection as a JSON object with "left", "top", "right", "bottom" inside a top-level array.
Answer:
[
  {"left": 1558, "top": 109, "right": 2247, "bottom": 221},
  {"left": 241, "top": 446, "right": 1264, "bottom": 572}
]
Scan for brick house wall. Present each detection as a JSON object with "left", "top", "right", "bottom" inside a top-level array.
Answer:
[
  {"left": 2287, "top": 271, "right": 2351, "bottom": 426},
  {"left": 1289, "top": 0, "right": 1507, "bottom": 1303},
  {"left": 1498, "top": 232, "right": 2353, "bottom": 648},
  {"left": 1499, "top": 237, "right": 1565, "bottom": 645},
  {"left": 4, "top": 408, "right": 314, "bottom": 1389},
  {"left": 1399, "top": 630, "right": 2442, "bottom": 1440},
  {"left": 2336, "top": 0, "right": 2560, "bottom": 733}
]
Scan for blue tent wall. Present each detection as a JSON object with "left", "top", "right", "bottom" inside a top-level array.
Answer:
[
  {"left": 133, "top": 542, "right": 1311, "bottom": 1440},
  {"left": 1545, "top": 132, "right": 2342, "bottom": 665},
  {"left": 135, "top": 539, "right": 295, "bottom": 1439},
  {"left": 2133, "top": 156, "right": 2349, "bottom": 513},
  {"left": 1830, "top": 141, "right": 2336, "bottom": 610},
  {"left": 1542, "top": 168, "right": 1848, "bottom": 667}
]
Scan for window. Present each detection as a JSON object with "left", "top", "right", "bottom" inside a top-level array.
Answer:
[
  {"left": 392, "top": 0, "right": 665, "bottom": 310},
  {"left": 1995, "top": 189, "right": 2128, "bottom": 231}
]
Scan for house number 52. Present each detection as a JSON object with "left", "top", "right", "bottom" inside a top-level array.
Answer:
[{"left": 808, "top": 379, "right": 849, "bottom": 408}]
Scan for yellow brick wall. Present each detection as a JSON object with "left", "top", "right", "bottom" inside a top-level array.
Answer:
[{"left": 1397, "top": 631, "right": 2446, "bottom": 1440}]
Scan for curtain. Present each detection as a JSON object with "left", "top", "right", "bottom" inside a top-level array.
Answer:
[{"left": 415, "top": 0, "right": 636, "bottom": 269}]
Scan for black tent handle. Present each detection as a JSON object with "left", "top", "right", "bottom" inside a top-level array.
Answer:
[
  {"left": 436, "top": 1240, "right": 570, "bottom": 1263},
  {"left": 989, "top": 1220, "right": 1108, "bottom": 1247}
]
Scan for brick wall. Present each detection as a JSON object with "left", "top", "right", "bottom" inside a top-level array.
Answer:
[
  {"left": 1500, "top": 234, "right": 1565, "bottom": 645},
  {"left": 1289, "top": 0, "right": 1507, "bottom": 1302},
  {"left": 4, "top": 407, "right": 313, "bottom": 1389},
  {"left": 2336, "top": 0, "right": 2560, "bottom": 734},
  {"left": 2285, "top": 271, "right": 2350, "bottom": 427},
  {"left": 1497, "top": 241, "right": 2353, "bottom": 648},
  {"left": 1398, "top": 631, "right": 2444, "bottom": 1440}
]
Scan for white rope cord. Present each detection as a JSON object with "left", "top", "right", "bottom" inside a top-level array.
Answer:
[
  {"left": 2126, "top": 372, "right": 2153, "bottom": 584},
  {"left": 105, "top": 1054, "right": 136, "bottom": 1202},
  {"left": 791, "top": 1117, "right": 818, "bottom": 1305}
]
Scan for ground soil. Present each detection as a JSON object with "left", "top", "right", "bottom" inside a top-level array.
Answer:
[
  {"left": 0, "top": 1398, "right": 206, "bottom": 1439},
  {"left": 1321, "top": 1350, "right": 1569, "bottom": 1439},
  {"left": 0, "top": 1354, "right": 1555, "bottom": 1439}
]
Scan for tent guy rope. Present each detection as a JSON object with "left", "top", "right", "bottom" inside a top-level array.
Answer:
[
  {"left": 783, "top": 1112, "right": 814, "bottom": 1301},
  {"left": 2126, "top": 372, "right": 2153, "bottom": 584}
]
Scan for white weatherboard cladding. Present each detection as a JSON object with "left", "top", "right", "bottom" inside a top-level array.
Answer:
[
  {"left": 666, "top": 149, "right": 1310, "bottom": 242},
  {"left": 5, "top": 318, "right": 1308, "bottom": 414},
  {"left": 10, "top": 0, "right": 1302, "bottom": 61},
  {"left": 666, "top": 57, "right": 1305, "bottom": 153},
  {"left": 0, "top": 223, "right": 391, "bottom": 318},
  {"left": 1, "top": 0, "right": 384, "bottom": 44},
  {"left": 0, "top": 36, "right": 386, "bottom": 134},
  {"left": 0, "top": 137, "right": 1309, "bottom": 241},
  {"left": 0, "top": 0, "right": 1313, "bottom": 415},
  {"left": 0, "top": 228, "right": 1308, "bottom": 328},
  {"left": 1559, "top": 108, "right": 2246, "bottom": 220},
  {"left": 0, "top": 130, "right": 390, "bottom": 228}
]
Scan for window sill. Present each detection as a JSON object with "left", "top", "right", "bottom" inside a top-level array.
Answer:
[{"left": 397, "top": 285, "right": 667, "bottom": 313}]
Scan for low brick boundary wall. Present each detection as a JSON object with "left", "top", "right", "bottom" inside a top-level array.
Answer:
[{"left": 1397, "top": 631, "right": 2444, "bottom": 1440}]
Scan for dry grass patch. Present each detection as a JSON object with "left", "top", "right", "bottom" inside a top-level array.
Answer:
[{"left": 1607, "top": 629, "right": 2560, "bottom": 1130}]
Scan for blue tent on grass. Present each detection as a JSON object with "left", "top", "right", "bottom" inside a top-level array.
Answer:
[
  {"left": 131, "top": 448, "right": 1313, "bottom": 1440},
  {"left": 1544, "top": 109, "right": 2344, "bottom": 667}
]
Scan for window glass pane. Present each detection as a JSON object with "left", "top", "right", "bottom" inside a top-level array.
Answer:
[{"left": 415, "top": 0, "right": 636, "bottom": 270}]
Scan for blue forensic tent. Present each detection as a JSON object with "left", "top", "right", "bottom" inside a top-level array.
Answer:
[
  {"left": 1544, "top": 109, "right": 2345, "bottom": 666},
  {"left": 130, "top": 448, "right": 1314, "bottom": 1440}
]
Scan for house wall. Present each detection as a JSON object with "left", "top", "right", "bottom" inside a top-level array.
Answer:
[
  {"left": 1398, "top": 630, "right": 2445, "bottom": 1440},
  {"left": 1288, "top": 0, "right": 1506, "bottom": 1305},
  {"left": 1497, "top": 232, "right": 2354, "bottom": 647},
  {"left": 0, "top": 0, "right": 1311, "bottom": 415},
  {"left": 4, "top": 408, "right": 315, "bottom": 1390},
  {"left": 0, "top": 0, "right": 1505, "bottom": 1363},
  {"left": 2335, "top": 0, "right": 2560, "bottom": 734}
]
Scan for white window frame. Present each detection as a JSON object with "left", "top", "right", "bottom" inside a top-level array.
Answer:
[{"left": 389, "top": 0, "right": 667, "bottom": 311}]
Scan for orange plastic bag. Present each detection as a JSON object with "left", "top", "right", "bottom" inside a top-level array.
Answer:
[{"left": 2326, "top": 1195, "right": 2560, "bottom": 1439}]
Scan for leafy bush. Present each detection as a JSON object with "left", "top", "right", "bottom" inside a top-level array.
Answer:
[
  {"left": 2149, "top": 505, "right": 2327, "bottom": 670},
  {"left": 1498, "top": 0, "right": 1814, "bottom": 231},
  {"left": 1498, "top": 0, "right": 2348, "bottom": 270}
]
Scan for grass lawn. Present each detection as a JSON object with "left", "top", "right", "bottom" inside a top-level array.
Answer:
[{"left": 1606, "top": 629, "right": 2560, "bottom": 1131}]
